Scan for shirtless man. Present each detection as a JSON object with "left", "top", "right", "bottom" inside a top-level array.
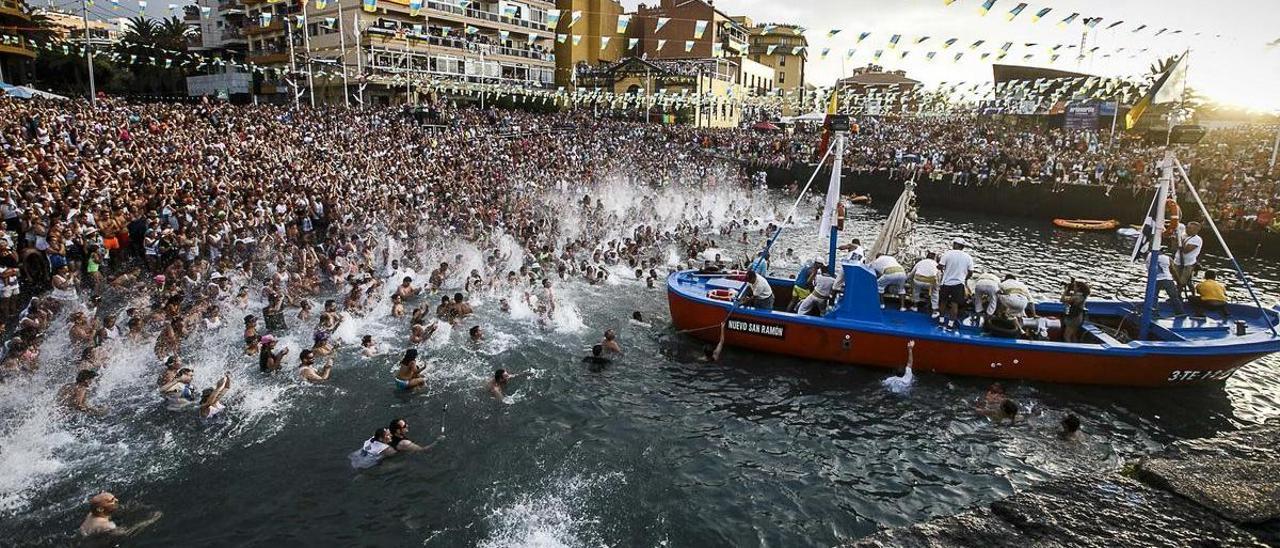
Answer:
[
  {"left": 60, "top": 369, "right": 105, "bottom": 415},
  {"left": 394, "top": 348, "right": 428, "bottom": 391},
  {"left": 79, "top": 492, "right": 161, "bottom": 537},
  {"left": 488, "top": 368, "right": 519, "bottom": 399},
  {"left": 395, "top": 276, "right": 421, "bottom": 300},
  {"left": 600, "top": 329, "right": 622, "bottom": 355},
  {"left": 297, "top": 349, "right": 333, "bottom": 383}
]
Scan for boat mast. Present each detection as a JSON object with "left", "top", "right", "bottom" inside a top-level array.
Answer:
[
  {"left": 1138, "top": 150, "right": 1174, "bottom": 340},
  {"left": 826, "top": 132, "right": 845, "bottom": 273}
]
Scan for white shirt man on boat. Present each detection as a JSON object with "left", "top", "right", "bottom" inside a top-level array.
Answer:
[
  {"left": 938, "top": 238, "right": 975, "bottom": 330},
  {"left": 1154, "top": 250, "right": 1186, "bottom": 316},
  {"left": 998, "top": 274, "right": 1033, "bottom": 320},
  {"left": 838, "top": 238, "right": 865, "bottom": 263},
  {"left": 907, "top": 252, "right": 940, "bottom": 314},
  {"left": 1173, "top": 222, "right": 1202, "bottom": 294},
  {"left": 797, "top": 263, "right": 837, "bottom": 316},
  {"left": 870, "top": 254, "right": 907, "bottom": 306},
  {"left": 744, "top": 271, "right": 774, "bottom": 311},
  {"left": 971, "top": 271, "right": 1001, "bottom": 326}
]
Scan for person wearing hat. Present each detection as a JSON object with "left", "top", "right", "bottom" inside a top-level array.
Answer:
[
  {"left": 258, "top": 335, "right": 289, "bottom": 372},
  {"left": 311, "top": 330, "right": 334, "bottom": 357},
  {"left": 938, "top": 238, "right": 975, "bottom": 330}
]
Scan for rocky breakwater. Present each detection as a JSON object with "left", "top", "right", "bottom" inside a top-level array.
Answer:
[{"left": 852, "top": 420, "right": 1280, "bottom": 547}]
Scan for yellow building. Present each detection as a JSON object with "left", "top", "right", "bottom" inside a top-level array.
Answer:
[
  {"left": 552, "top": 0, "right": 624, "bottom": 89},
  {"left": 0, "top": 0, "right": 35, "bottom": 84},
  {"left": 743, "top": 22, "right": 806, "bottom": 113},
  {"left": 243, "top": 0, "right": 557, "bottom": 105}
]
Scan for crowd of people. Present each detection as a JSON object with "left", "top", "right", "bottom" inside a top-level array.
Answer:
[
  {"left": 5, "top": 92, "right": 1252, "bottom": 537},
  {"left": 711, "top": 116, "right": 1279, "bottom": 232}
]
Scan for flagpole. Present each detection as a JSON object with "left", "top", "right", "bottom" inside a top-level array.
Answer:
[
  {"left": 336, "top": 0, "right": 349, "bottom": 107},
  {"left": 1109, "top": 96, "right": 1118, "bottom": 148},
  {"left": 1269, "top": 127, "right": 1279, "bottom": 174},
  {"left": 286, "top": 11, "right": 300, "bottom": 109},
  {"left": 79, "top": 0, "right": 96, "bottom": 106},
  {"left": 354, "top": 7, "right": 364, "bottom": 106},
  {"left": 302, "top": 1, "right": 316, "bottom": 107}
]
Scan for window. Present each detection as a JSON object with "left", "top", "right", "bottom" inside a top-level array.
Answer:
[
  {"left": 778, "top": 72, "right": 785, "bottom": 84},
  {"left": 779, "top": 56, "right": 785, "bottom": 67}
]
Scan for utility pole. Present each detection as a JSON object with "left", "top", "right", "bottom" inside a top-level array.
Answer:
[
  {"left": 286, "top": 9, "right": 300, "bottom": 109},
  {"left": 1270, "top": 126, "right": 1279, "bottom": 174},
  {"left": 79, "top": 0, "right": 96, "bottom": 106},
  {"left": 353, "top": 8, "right": 364, "bottom": 106}
]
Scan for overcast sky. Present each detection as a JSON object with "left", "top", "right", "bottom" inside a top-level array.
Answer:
[{"left": 624, "top": 0, "right": 1280, "bottom": 111}]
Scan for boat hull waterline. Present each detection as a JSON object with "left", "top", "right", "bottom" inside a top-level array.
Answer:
[{"left": 668, "top": 273, "right": 1280, "bottom": 387}]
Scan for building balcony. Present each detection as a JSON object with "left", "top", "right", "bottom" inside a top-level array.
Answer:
[
  {"left": 364, "top": 27, "right": 552, "bottom": 63},
  {"left": 423, "top": 0, "right": 548, "bottom": 32},
  {"left": 245, "top": 20, "right": 284, "bottom": 36},
  {"left": 0, "top": 0, "right": 29, "bottom": 20},
  {"left": 246, "top": 49, "right": 288, "bottom": 64},
  {"left": 0, "top": 34, "right": 35, "bottom": 58}
]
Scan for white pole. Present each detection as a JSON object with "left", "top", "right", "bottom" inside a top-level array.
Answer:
[
  {"left": 1109, "top": 97, "right": 1118, "bottom": 148},
  {"left": 286, "top": 11, "right": 299, "bottom": 109},
  {"left": 353, "top": 9, "right": 364, "bottom": 106},
  {"left": 302, "top": 1, "right": 315, "bottom": 107},
  {"left": 80, "top": 0, "right": 96, "bottom": 106},
  {"left": 336, "top": 0, "right": 349, "bottom": 107},
  {"left": 1270, "top": 127, "right": 1279, "bottom": 173}
]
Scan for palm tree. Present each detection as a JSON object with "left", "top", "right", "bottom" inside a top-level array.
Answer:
[
  {"left": 155, "top": 16, "right": 193, "bottom": 52},
  {"left": 119, "top": 16, "right": 160, "bottom": 48}
]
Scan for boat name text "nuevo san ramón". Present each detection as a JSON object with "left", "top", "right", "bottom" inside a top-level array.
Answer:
[{"left": 726, "top": 319, "right": 786, "bottom": 339}]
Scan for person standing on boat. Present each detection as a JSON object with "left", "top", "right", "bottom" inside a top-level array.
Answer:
[
  {"left": 870, "top": 254, "right": 907, "bottom": 308},
  {"left": 1173, "top": 222, "right": 1203, "bottom": 297},
  {"left": 838, "top": 238, "right": 865, "bottom": 263},
  {"left": 1152, "top": 250, "right": 1185, "bottom": 317},
  {"left": 743, "top": 271, "right": 775, "bottom": 311},
  {"left": 907, "top": 252, "right": 940, "bottom": 314},
  {"left": 1060, "top": 279, "right": 1091, "bottom": 343},
  {"left": 938, "top": 239, "right": 975, "bottom": 330},
  {"left": 797, "top": 262, "right": 836, "bottom": 316}
]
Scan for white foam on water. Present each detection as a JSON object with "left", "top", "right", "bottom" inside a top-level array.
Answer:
[{"left": 477, "top": 472, "right": 623, "bottom": 548}]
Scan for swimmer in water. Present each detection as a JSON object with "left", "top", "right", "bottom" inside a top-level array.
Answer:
[
  {"left": 79, "top": 492, "right": 162, "bottom": 537},
  {"left": 629, "top": 311, "right": 652, "bottom": 328},
  {"left": 349, "top": 427, "right": 398, "bottom": 469},
  {"left": 601, "top": 329, "right": 622, "bottom": 355},
  {"left": 311, "top": 330, "right": 334, "bottom": 357},
  {"left": 199, "top": 373, "right": 231, "bottom": 420},
  {"left": 409, "top": 317, "right": 438, "bottom": 344},
  {"left": 469, "top": 325, "right": 484, "bottom": 342},
  {"left": 242, "top": 315, "right": 259, "bottom": 356},
  {"left": 1059, "top": 414, "right": 1083, "bottom": 441},
  {"left": 297, "top": 349, "right": 333, "bottom": 383},
  {"left": 258, "top": 335, "right": 289, "bottom": 372},
  {"left": 390, "top": 294, "right": 405, "bottom": 318},
  {"left": 488, "top": 368, "right": 520, "bottom": 399},
  {"left": 396, "top": 276, "right": 422, "bottom": 300},
  {"left": 59, "top": 369, "right": 106, "bottom": 415},
  {"left": 158, "top": 367, "right": 199, "bottom": 411},
  {"left": 394, "top": 348, "right": 428, "bottom": 390},
  {"left": 156, "top": 356, "right": 181, "bottom": 387},
  {"left": 388, "top": 418, "right": 443, "bottom": 452},
  {"left": 975, "top": 382, "right": 1007, "bottom": 417},
  {"left": 582, "top": 344, "right": 611, "bottom": 367},
  {"left": 361, "top": 335, "right": 379, "bottom": 357}
]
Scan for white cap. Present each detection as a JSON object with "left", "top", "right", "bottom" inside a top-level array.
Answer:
[{"left": 953, "top": 237, "right": 968, "bottom": 247}]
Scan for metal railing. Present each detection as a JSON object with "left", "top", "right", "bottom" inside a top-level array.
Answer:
[
  {"left": 365, "top": 28, "right": 552, "bottom": 62},
  {"left": 424, "top": 1, "right": 547, "bottom": 31}
]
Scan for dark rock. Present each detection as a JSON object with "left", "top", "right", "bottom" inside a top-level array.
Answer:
[
  {"left": 1136, "top": 457, "right": 1280, "bottom": 524},
  {"left": 851, "top": 476, "right": 1267, "bottom": 548},
  {"left": 1158, "top": 421, "right": 1280, "bottom": 462}
]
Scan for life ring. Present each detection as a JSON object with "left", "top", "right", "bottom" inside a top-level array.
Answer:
[
  {"left": 707, "top": 289, "right": 736, "bottom": 301},
  {"left": 850, "top": 195, "right": 872, "bottom": 205},
  {"left": 726, "top": 270, "right": 748, "bottom": 282},
  {"left": 1052, "top": 219, "right": 1120, "bottom": 231},
  {"left": 1163, "top": 199, "right": 1182, "bottom": 236}
]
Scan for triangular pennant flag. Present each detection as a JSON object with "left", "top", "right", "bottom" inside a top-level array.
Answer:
[
  {"left": 828, "top": 29, "right": 841, "bottom": 38},
  {"left": 1107, "top": 20, "right": 1125, "bottom": 29},
  {"left": 767, "top": 44, "right": 777, "bottom": 55},
  {"left": 820, "top": 48, "right": 830, "bottom": 59},
  {"left": 1059, "top": 13, "right": 1078, "bottom": 26},
  {"left": 926, "top": 51, "right": 937, "bottom": 60},
  {"left": 556, "top": 33, "right": 567, "bottom": 44},
  {"left": 846, "top": 48, "right": 856, "bottom": 58},
  {"left": 498, "top": 29, "right": 509, "bottom": 42},
  {"left": 572, "top": 35, "right": 582, "bottom": 46},
  {"left": 657, "top": 39, "right": 667, "bottom": 51},
  {"left": 942, "top": 38, "right": 958, "bottom": 48},
  {"left": 408, "top": 0, "right": 419, "bottom": 14},
  {"left": 979, "top": 0, "right": 996, "bottom": 15},
  {"left": 1032, "top": 7, "right": 1051, "bottom": 22},
  {"left": 916, "top": 36, "right": 930, "bottom": 44},
  {"left": 1133, "top": 24, "right": 1148, "bottom": 32},
  {"left": 600, "top": 36, "right": 610, "bottom": 50},
  {"left": 361, "top": 0, "right": 375, "bottom": 12},
  {"left": 628, "top": 38, "right": 639, "bottom": 50},
  {"left": 791, "top": 46, "right": 804, "bottom": 55},
  {"left": 969, "top": 40, "right": 985, "bottom": 49},
  {"left": 684, "top": 40, "right": 694, "bottom": 52},
  {"left": 616, "top": 15, "right": 630, "bottom": 35},
  {"left": 1006, "top": 3, "right": 1027, "bottom": 21},
  {"left": 569, "top": 10, "right": 581, "bottom": 28},
  {"left": 547, "top": 9, "right": 560, "bottom": 28},
  {"left": 694, "top": 20, "right": 708, "bottom": 39},
  {"left": 888, "top": 34, "right": 901, "bottom": 48},
  {"left": 655, "top": 17, "right": 670, "bottom": 33},
  {"left": 857, "top": 32, "right": 871, "bottom": 43}
]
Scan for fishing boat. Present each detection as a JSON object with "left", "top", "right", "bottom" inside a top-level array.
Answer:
[
  {"left": 668, "top": 116, "right": 1280, "bottom": 387},
  {"left": 1053, "top": 218, "right": 1120, "bottom": 231}
]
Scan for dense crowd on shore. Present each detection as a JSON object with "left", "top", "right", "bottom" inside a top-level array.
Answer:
[{"left": 710, "top": 116, "right": 1279, "bottom": 232}]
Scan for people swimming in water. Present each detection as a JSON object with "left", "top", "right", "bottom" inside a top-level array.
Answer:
[
  {"left": 199, "top": 373, "right": 232, "bottom": 421},
  {"left": 394, "top": 348, "right": 428, "bottom": 391},
  {"left": 60, "top": 369, "right": 106, "bottom": 415},
  {"left": 488, "top": 368, "right": 520, "bottom": 399},
  {"left": 79, "top": 491, "right": 162, "bottom": 537},
  {"left": 297, "top": 349, "right": 333, "bottom": 383},
  {"left": 158, "top": 367, "right": 199, "bottom": 411},
  {"left": 349, "top": 427, "right": 398, "bottom": 469}
]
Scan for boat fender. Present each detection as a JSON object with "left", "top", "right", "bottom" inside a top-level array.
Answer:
[
  {"left": 842, "top": 334, "right": 852, "bottom": 350},
  {"left": 707, "top": 289, "right": 735, "bottom": 301}
]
